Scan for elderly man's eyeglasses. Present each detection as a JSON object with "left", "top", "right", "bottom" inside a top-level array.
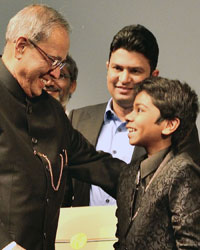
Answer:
[{"left": 29, "top": 39, "right": 67, "bottom": 70}]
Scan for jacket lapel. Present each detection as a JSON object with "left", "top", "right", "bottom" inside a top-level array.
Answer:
[{"left": 79, "top": 103, "right": 107, "bottom": 146}]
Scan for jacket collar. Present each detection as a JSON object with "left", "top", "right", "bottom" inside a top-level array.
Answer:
[
  {"left": 140, "top": 147, "right": 170, "bottom": 179},
  {"left": 0, "top": 58, "right": 27, "bottom": 103}
]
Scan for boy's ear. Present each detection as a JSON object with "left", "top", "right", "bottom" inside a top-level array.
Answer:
[{"left": 161, "top": 118, "right": 180, "bottom": 136}]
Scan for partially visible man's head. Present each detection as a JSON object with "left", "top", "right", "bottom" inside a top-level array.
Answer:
[
  {"left": 132, "top": 76, "right": 199, "bottom": 148},
  {"left": 106, "top": 24, "right": 159, "bottom": 113},
  {"left": 44, "top": 54, "right": 78, "bottom": 110},
  {"left": 2, "top": 4, "right": 70, "bottom": 98}
]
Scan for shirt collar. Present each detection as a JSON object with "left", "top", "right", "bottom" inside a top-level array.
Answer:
[
  {"left": 140, "top": 147, "right": 170, "bottom": 179},
  {"left": 104, "top": 98, "right": 125, "bottom": 123}
]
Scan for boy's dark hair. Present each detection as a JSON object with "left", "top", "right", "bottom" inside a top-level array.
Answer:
[
  {"left": 109, "top": 24, "right": 159, "bottom": 73},
  {"left": 133, "top": 76, "right": 199, "bottom": 149}
]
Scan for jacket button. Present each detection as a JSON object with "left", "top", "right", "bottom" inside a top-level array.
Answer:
[{"left": 27, "top": 106, "right": 32, "bottom": 114}]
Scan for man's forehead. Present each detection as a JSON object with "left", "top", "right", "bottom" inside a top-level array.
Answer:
[
  {"left": 110, "top": 48, "right": 150, "bottom": 66},
  {"left": 45, "top": 26, "right": 70, "bottom": 60}
]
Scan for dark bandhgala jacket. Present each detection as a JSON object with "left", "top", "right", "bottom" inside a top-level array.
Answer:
[
  {"left": 114, "top": 151, "right": 200, "bottom": 249},
  {"left": 0, "top": 60, "right": 122, "bottom": 250}
]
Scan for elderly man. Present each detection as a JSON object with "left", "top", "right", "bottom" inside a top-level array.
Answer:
[{"left": 0, "top": 4, "right": 121, "bottom": 250}]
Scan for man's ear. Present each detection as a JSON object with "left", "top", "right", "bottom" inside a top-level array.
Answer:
[
  {"left": 69, "top": 80, "right": 77, "bottom": 95},
  {"left": 15, "top": 37, "right": 29, "bottom": 59},
  {"left": 162, "top": 118, "right": 180, "bottom": 136},
  {"left": 106, "top": 61, "right": 109, "bottom": 70},
  {"left": 152, "top": 69, "right": 159, "bottom": 77}
]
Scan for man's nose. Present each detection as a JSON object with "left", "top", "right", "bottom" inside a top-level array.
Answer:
[
  {"left": 45, "top": 79, "right": 55, "bottom": 87},
  {"left": 119, "top": 70, "right": 131, "bottom": 83},
  {"left": 125, "top": 110, "right": 135, "bottom": 122},
  {"left": 49, "top": 66, "right": 61, "bottom": 79}
]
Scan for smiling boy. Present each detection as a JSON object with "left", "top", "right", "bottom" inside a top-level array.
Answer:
[{"left": 115, "top": 76, "right": 200, "bottom": 249}]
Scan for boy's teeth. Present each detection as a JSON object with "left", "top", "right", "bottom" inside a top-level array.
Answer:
[{"left": 128, "top": 128, "right": 136, "bottom": 132}]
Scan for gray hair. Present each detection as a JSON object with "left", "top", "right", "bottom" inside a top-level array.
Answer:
[{"left": 6, "top": 4, "right": 70, "bottom": 43}]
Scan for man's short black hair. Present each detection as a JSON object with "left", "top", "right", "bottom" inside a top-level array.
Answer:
[{"left": 109, "top": 24, "right": 159, "bottom": 73}]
